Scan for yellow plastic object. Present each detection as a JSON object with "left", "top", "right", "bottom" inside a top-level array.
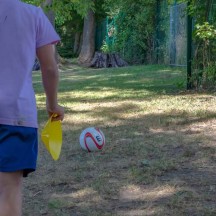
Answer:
[{"left": 41, "top": 116, "right": 62, "bottom": 161}]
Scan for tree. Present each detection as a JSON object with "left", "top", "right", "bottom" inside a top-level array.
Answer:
[
  {"left": 78, "top": 8, "right": 96, "bottom": 66},
  {"left": 22, "top": 0, "right": 107, "bottom": 64},
  {"left": 49, "top": 0, "right": 96, "bottom": 64},
  {"left": 41, "top": 0, "right": 55, "bottom": 26},
  {"left": 76, "top": 0, "right": 107, "bottom": 66}
]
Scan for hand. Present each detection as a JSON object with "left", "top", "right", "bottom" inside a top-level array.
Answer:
[{"left": 46, "top": 104, "right": 65, "bottom": 121}]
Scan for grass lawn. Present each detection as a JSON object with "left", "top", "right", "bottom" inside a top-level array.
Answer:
[{"left": 23, "top": 64, "right": 216, "bottom": 216}]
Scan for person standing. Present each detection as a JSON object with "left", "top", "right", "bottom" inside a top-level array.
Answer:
[{"left": 0, "top": 0, "right": 64, "bottom": 215}]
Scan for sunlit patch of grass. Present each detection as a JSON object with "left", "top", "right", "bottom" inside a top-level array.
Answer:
[{"left": 119, "top": 184, "right": 177, "bottom": 201}]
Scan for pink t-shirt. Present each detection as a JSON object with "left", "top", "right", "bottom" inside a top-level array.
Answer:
[{"left": 0, "top": 0, "right": 60, "bottom": 128}]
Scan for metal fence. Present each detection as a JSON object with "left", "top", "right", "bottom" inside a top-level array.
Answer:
[
  {"left": 209, "top": 1, "right": 216, "bottom": 23},
  {"left": 95, "top": 18, "right": 107, "bottom": 51},
  {"left": 95, "top": 1, "right": 215, "bottom": 66},
  {"left": 95, "top": 2, "right": 187, "bottom": 66}
]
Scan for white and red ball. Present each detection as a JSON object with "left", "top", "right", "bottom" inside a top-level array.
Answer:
[{"left": 79, "top": 127, "right": 105, "bottom": 152}]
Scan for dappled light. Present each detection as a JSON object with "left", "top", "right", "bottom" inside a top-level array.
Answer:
[
  {"left": 23, "top": 64, "right": 216, "bottom": 215},
  {"left": 51, "top": 187, "right": 101, "bottom": 200},
  {"left": 119, "top": 184, "right": 176, "bottom": 201},
  {"left": 3, "top": 0, "right": 215, "bottom": 215}
]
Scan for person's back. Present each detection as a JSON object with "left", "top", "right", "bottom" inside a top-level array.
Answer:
[
  {"left": 0, "top": 0, "right": 58, "bottom": 127},
  {"left": 0, "top": 1, "right": 64, "bottom": 215}
]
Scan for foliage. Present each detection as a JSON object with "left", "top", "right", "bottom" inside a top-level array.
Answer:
[
  {"left": 21, "top": 0, "right": 96, "bottom": 27},
  {"left": 192, "top": 22, "right": 216, "bottom": 89},
  {"left": 56, "top": 21, "right": 79, "bottom": 58},
  {"left": 22, "top": 0, "right": 216, "bottom": 82},
  {"left": 195, "top": 22, "right": 216, "bottom": 41},
  {"left": 186, "top": 1, "right": 216, "bottom": 89},
  {"left": 103, "top": 0, "right": 158, "bottom": 64},
  {"left": 21, "top": 0, "right": 41, "bottom": 5},
  {"left": 22, "top": 0, "right": 108, "bottom": 58},
  {"left": 165, "top": 0, "right": 216, "bottom": 89},
  {"left": 100, "top": 40, "right": 111, "bottom": 53}
]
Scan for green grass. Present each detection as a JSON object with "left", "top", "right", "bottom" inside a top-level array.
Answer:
[{"left": 23, "top": 64, "right": 216, "bottom": 216}]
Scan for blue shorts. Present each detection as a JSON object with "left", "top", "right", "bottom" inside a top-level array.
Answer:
[{"left": 0, "top": 124, "right": 38, "bottom": 177}]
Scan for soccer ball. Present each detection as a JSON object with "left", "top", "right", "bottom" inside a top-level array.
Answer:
[{"left": 79, "top": 127, "right": 105, "bottom": 152}]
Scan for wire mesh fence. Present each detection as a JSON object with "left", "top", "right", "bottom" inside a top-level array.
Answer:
[
  {"left": 55, "top": 1, "right": 216, "bottom": 63},
  {"left": 209, "top": 1, "right": 216, "bottom": 23},
  {"left": 95, "top": 1, "right": 188, "bottom": 66},
  {"left": 95, "top": 18, "right": 107, "bottom": 51}
]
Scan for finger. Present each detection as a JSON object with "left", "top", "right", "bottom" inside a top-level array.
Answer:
[{"left": 51, "top": 115, "right": 63, "bottom": 121}]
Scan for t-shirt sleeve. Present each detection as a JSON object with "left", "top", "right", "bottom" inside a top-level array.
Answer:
[{"left": 36, "top": 8, "right": 60, "bottom": 48}]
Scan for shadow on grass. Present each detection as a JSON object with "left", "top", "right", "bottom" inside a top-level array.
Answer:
[
  {"left": 24, "top": 65, "right": 216, "bottom": 215},
  {"left": 24, "top": 109, "right": 216, "bottom": 216}
]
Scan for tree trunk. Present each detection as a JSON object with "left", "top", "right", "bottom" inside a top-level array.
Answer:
[
  {"left": 42, "top": 0, "right": 54, "bottom": 25},
  {"left": 90, "top": 52, "right": 128, "bottom": 68},
  {"left": 41, "top": 0, "right": 59, "bottom": 62},
  {"left": 73, "top": 32, "right": 81, "bottom": 56},
  {"left": 78, "top": 9, "right": 96, "bottom": 66}
]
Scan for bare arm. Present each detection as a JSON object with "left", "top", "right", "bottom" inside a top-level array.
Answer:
[{"left": 36, "top": 44, "right": 64, "bottom": 121}]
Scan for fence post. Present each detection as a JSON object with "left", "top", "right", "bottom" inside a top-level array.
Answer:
[{"left": 187, "top": 1, "right": 193, "bottom": 89}]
